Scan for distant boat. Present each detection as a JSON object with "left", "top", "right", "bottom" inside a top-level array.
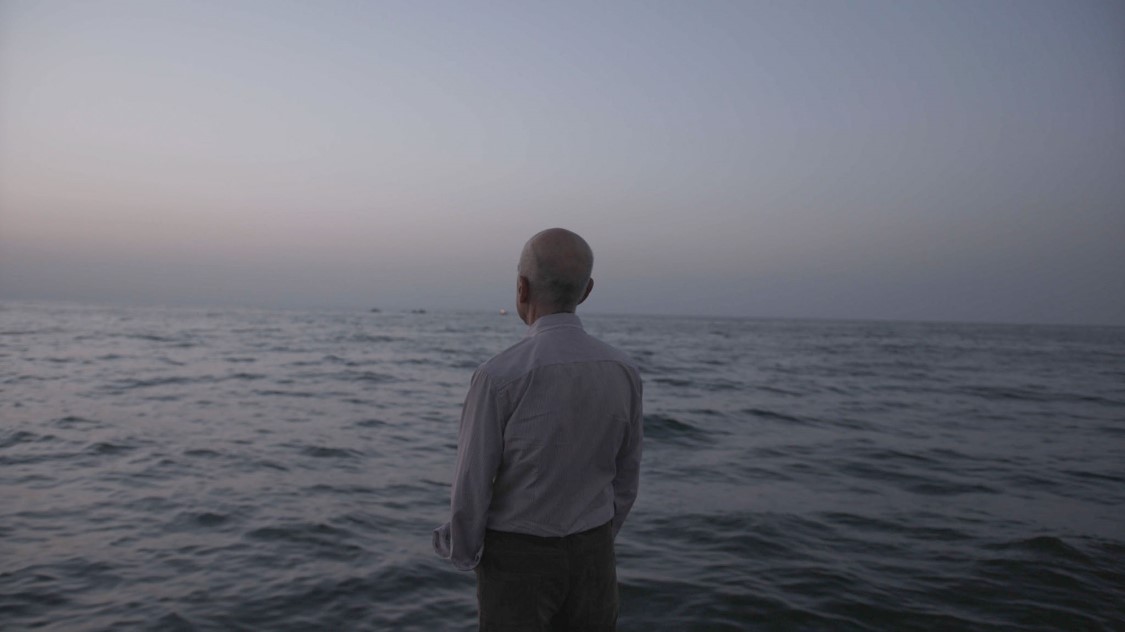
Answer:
[
  {"left": 411, "top": 309, "right": 427, "bottom": 314},
  {"left": 369, "top": 308, "right": 381, "bottom": 313},
  {"left": 499, "top": 309, "right": 508, "bottom": 316}
]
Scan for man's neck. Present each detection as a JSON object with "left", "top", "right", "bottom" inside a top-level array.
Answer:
[{"left": 523, "top": 306, "right": 573, "bottom": 326}]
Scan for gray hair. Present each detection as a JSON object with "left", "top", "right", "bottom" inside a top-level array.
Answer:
[{"left": 518, "top": 228, "right": 594, "bottom": 312}]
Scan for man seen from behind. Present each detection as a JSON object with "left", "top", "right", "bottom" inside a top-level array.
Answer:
[{"left": 433, "top": 228, "right": 644, "bottom": 631}]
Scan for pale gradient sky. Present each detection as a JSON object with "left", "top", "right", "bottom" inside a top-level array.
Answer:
[{"left": 1, "top": 1, "right": 1123, "bottom": 324}]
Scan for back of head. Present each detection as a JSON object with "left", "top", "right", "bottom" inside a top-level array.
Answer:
[{"left": 519, "top": 228, "right": 594, "bottom": 313}]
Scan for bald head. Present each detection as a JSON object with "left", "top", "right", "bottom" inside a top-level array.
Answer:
[{"left": 518, "top": 228, "right": 594, "bottom": 314}]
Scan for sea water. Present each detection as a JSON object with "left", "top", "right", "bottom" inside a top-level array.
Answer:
[{"left": 2, "top": 301, "right": 1123, "bottom": 630}]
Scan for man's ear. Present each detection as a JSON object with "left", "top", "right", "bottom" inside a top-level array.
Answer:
[
  {"left": 517, "top": 275, "right": 531, "bottom": 304},
  {"left": 577, "top": 278, "right": 594, "bottom": 305}
]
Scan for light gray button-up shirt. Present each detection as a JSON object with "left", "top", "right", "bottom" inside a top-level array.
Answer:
[{"left": 433, "top": 313, "right": 644, "bottom": 570}]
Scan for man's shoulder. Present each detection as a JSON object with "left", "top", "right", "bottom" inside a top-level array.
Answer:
[{"left": 477, "top": 327, "right": 638, "bottom": 386}]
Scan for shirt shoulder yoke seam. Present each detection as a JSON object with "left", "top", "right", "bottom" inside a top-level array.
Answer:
[{"left": 491, "top": 358, "right": 636, "bottom": 393}]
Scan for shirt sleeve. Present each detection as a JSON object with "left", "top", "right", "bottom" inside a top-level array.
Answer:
[
  {"left": 433, "top": 368, "right": 505, "bottom": 570},
  {"left": 611, "top": 371, "right": 644, "bottom": 538}
]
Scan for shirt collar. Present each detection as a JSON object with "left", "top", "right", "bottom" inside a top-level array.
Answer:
[{"left": 525, "top": 312, "right": 584, "bottom": 337}]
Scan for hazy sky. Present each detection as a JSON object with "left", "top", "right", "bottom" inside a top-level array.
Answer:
[{"left": 2, "top": 1, "right": 1123, "bottom": 324}]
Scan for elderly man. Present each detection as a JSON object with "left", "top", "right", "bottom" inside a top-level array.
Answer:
[{"left": 434, "top": 228, "right": 644, "bottom": 631}]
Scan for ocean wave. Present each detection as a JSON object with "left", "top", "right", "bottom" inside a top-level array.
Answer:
[
  {"left": 652, "top": 376, "right": 695, "bottom": 388},
  {"left": 341, "top": 333, "right": 398, "bottom": 344},
  {"left": 832, "top": 457, "right": 999, "bottom": 496},
  {"left": 170, "top": 510, "right": 234, "bottom": 529},
  {"left": 83, "top": 441, "right": 136, "bottom": 456},
  {"left": 298, "top": 445, "right": 364, "bottom": 459},
  {"left": 103, "top": 375, "right": 203, "bottom": 391},
  {"left": 984, "top": 534, "right": 1090, "bottom": 561},
  {"left": 643, "top": 413, "right": 711, "bottom": 444},
  {"left": 0, "top": 430, "right": 55, "bottom": 449},
  {"left": 252, "top": 389, "right": 322, "bottom": 399},
  {"left": 323, "top": 370, "right": 397, "bottom": 384},
  {"left": 743, "top": 407, "right": 812, "bottom": 424},
  {"left": 52, "top": 415, "right": 103, "bottom": 428},
  {"left": 961, "top": 384, "right": 1117, "bottom": 404}
]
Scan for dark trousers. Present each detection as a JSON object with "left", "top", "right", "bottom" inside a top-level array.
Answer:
[{"left": 475, "top": 521, "right": 618, "bottom": 632}]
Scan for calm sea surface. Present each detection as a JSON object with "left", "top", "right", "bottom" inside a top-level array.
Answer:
[{"left": 2, "top": 301, "right": 1123, "bottom": 631}]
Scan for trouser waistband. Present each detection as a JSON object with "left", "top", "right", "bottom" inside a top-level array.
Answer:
[{"left": 484, "top": 520, "right": 612, "bottom": 548}]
